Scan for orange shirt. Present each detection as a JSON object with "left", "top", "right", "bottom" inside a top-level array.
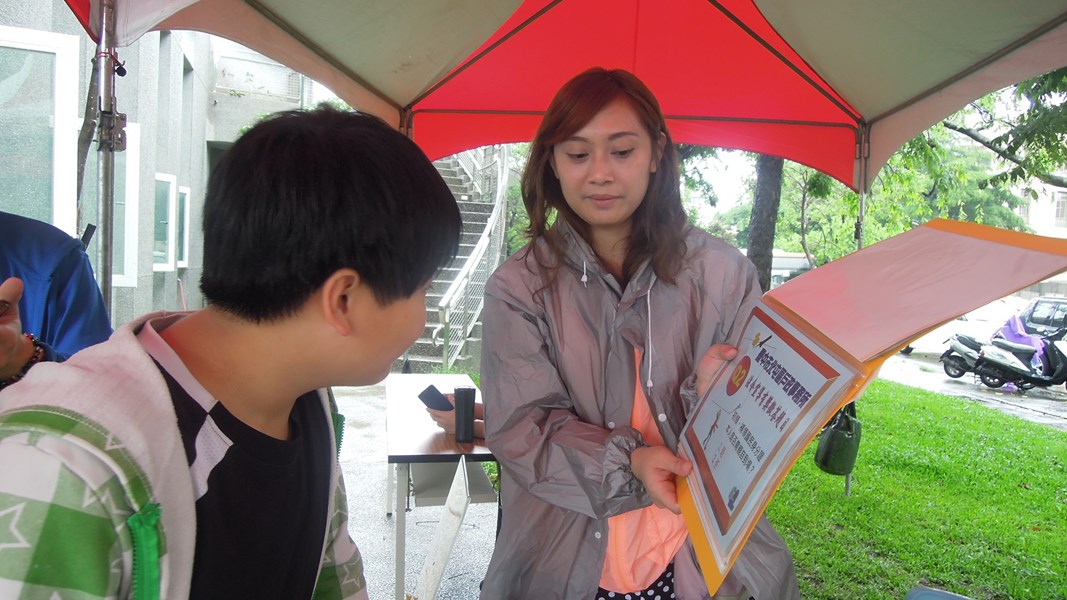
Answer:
[{"left": 599, "top": 351, "right": 689, "bottom": 592}]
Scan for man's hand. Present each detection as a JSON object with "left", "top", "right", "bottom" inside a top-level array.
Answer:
[
  {"left": 0, "top": 278, "right": 32, "bottom": 381},
  {"left": 695, "top": 344, "right": 738, "bottom": 398},
  {"left": 630, "top": 446, "right": 692, "bottom": 514}
]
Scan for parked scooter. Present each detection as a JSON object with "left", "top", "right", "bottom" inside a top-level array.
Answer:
[
  {"left": 973, "top": 316, "right": 1067, "bottom": 391},
  {"left": 940, "top": 334, "right": 985, "bottom": 378}
]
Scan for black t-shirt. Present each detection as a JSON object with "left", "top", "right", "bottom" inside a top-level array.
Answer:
[{"left": 156, "top": 363, "right": 332, "bottom": 599}]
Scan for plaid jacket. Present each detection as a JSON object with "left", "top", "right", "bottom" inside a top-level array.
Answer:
[{"left": 0, "top": 312, "right": 368, "bottom": 599}]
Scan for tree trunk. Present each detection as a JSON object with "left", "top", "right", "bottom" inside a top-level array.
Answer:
[
  {"left": 748, "top": 154, "right": 784, "bottom": 292},
  {"left": 798, "top": 187, "right": 816, "bottom": 270}
]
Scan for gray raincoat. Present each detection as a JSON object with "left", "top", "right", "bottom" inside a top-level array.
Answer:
[{"left": 479, "top": 220, "right": 800, "bottom": 600}]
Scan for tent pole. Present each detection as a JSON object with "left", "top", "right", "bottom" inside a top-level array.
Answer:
[
  {"left": 95, "top": 0, "right": 124, "bottom": 314},
  {"left": 846, "top": 186, "right": 865, "bottom": 500},
  {"left": 845, "top": 125, "right": 871, "bottom": 498},
  {"left": 855, "top": 123, "right": 870, "bottom": 253},
  {"left": 855, "top": 191, "right": 865, "bottom": 252}
]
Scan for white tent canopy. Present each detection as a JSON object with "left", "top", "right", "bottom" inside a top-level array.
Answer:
[{"left": 70, "top": 0, "right": 1067, "bottom": 191}]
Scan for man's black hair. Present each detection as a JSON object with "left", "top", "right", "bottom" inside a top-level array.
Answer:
[{"left": 200, "top": 107, "right": 461, "bottom": 321}]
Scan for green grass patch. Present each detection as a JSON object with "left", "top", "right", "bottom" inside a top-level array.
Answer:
[
  {"left": 483, "top": 460, "right": 499, "bottom": 490},
  {"left": 766, "top": 380, "right": 1067, "bottom": 599}
]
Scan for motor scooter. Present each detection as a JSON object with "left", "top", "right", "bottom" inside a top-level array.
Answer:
[
  {"left": 973, "top": 316, "right": 1067, "bottom": 391},
  {"left": 939, "top": 334, "right": 984, "bottom": 378}
]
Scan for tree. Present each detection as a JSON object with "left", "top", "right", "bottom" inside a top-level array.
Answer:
[
  {"left": 748, "top": 155, "right": 784, "bottom": 292},
  {"left": 721, "top": 69, "right": 1064, "bottom": 284},
  {"left": 714, "top": 201, "right": 754, "bottom": 248},
  {"left": 711, "top": 124, "right": 1032, "bottom": 271},
  {"left": 784, "top": 168, "right": 834, "bottom": 269},
  {"left": 942, "top": 67, "right": 1067, "bottom": 191},
  {"left": 677, "top": 144, "right": 721, "bottom": 209},
  {"left": 768, "top": 134, "right": 1029, "bottom": 265},
  {"left": 503, "top": 143, "right": 531, "bottom": 256}
]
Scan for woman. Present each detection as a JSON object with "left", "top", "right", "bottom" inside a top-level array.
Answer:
[{"left": 479, "top": 67, "right": 800, "bottom": 600}]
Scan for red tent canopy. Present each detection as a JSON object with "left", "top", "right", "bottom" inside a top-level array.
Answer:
[
  {"left": 408, "top": 0, "right": 861, "bottom": 185},
  {"left": 65, "top": 0, "right": 1067, "bottom": 191}
]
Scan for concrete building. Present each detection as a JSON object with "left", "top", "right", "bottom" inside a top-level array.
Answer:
[
  {"left": 0, "top": 3, "right": 332, "bottom": 327},
  {"left": 1017, "top": 177, "right": 1067, "bottom": 297}
]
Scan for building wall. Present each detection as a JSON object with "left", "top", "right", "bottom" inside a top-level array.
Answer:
[
  {"left": 0, "top": 2, "right": 317, "bottom": 329},
  {"left": 1019, "top": 178, "right": 1067, "bottom": 296}
]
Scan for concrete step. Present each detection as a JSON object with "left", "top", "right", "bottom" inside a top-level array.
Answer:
[
  {"left": 462, "top": 219, "right": 488, "bottom": 235},
  {"left": 447, "top": 185, "right": 469, "bottom": 195},
  {"left": 437, "top": 265, "right": 462, "bottom": 280},
  {"left": 408, "top": 338, "right": 442, "bottom": 357},
  {"left": 408, "top": 321, "right": 481, "bottom": 349},
  {"left": 424, "top": 308, "right": 448, "bottom": 324},
  {"left": 410, "top": 153, "right": 494, "bottom": 376},
  {"left": 459, "top": 231, "right": 482, "bottom": 246},
  {"left": 458, "top": 201, "right": 493, "bottom": 215},
  {"left": 428, "top": 279, "right": 452, "bottom": 294},
  {"left": 393, "top": 347, "right": 479, "bottom": 376},
  {"left": 391, "top": 354, "right": 442, "bottom": 374}
]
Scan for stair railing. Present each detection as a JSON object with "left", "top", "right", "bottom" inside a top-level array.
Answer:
[
  {"left": 436, "top": 145, "right": 508, "bottom": 368},
  {"left": 455, "top": 149, "right": 483, "bottom": 196}
]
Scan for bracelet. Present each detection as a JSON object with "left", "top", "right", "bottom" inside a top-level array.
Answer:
[{"left": 0, "top": 334, "right": 45, "bottom": 390}]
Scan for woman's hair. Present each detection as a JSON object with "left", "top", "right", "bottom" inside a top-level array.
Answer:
[{"left": 520, "top": 67, "right": 687, "bottom": 284}]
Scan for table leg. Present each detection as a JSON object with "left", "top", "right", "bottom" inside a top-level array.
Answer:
[
  {"left": 386, "top": 461, "right": 395, "bottom": 517},
  {"left": 414, "top": 457, "right": 473, "bottom": 600},
  {"left": 395, "top": 462, "right": 409, "bottom": 600}
]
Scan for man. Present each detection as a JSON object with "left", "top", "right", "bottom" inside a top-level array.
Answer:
[
  {"left": 0, "top": 211, "right": 113, "bottom": 387},
  {"left": 0, "top": 107, "right": 461, "bottom": 598}
]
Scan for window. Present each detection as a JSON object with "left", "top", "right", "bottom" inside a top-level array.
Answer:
[
  {"left": 1024, "top": 298, "right": 1067, "bottom": 334},
  {"left": 154, "top": 173, "right": 177, "bottom": 271},
  {"left": 1016, "top": 202, "right": 1029, "bottom": 222},
  {"left": 0, "top": 26, "right": 139, "bottom": 287},
  {"left": 0, "top": 26, "right": 78, "bottom": 231},
  {"left": 1057, "top": 193, "right": 1067, "bottom": 228},
  {"left": 177, "top": 186, "right": 190, "bottom": 268},
  {"left": 81, "top": 123, "right": 141, "bottom": 287}
]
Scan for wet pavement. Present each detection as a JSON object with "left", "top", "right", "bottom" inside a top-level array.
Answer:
[
  {"left": 333, "top": 351, "right": 1067, "bottom": 599},
  {"left": 877, "top": 351, "right": 1067, "bottom": 432},
  {"left": 334, "top": 384, "right": 494, "bottom": 600}
]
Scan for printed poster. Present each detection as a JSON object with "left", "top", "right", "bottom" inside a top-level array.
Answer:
[
  {"left": 678, "top": 301, "right": 861, "bottom": 579},
  {"left": 674, "top": 220, "right": 1067, "bottom": 593}
]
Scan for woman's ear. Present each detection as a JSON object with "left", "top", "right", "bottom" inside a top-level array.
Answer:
[{"left": 320, "top": 268, "right": 361, "bottom": 336}]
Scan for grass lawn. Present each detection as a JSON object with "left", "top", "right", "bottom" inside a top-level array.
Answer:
[{"left": 766, "top": 379, "right": 1067, "bottom": 599}]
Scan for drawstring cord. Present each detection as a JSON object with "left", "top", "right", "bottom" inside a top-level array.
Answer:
[
  {"left": 581, "top": 260, "right": 588, "bottom": 287},
  {"left": 645, "top": 286, "right": 654, "bottom": 391}
]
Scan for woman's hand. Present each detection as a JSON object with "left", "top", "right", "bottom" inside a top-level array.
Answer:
[
  {"left": 630, "top": 446, "right": 692, "bottom": 514},
  {"left": 695, "top": 343, "right": 738, "bottom": 398},
  {"left": 426, "top": 393, "right": 458, "bottom": 433}
]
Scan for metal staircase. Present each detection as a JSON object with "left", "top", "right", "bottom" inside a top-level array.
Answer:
[{"left": 394, "top": 146, "right": 508, "bottom": 374}]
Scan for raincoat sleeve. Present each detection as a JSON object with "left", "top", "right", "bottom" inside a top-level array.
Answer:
[
  {"left": 480, "top": 274, "right": 650, "bottom": 520},
  {"left": 0, "top": 432, "right": 128, "bottom": 598},
  {"left": 678, "top": 249, "right": 764, "bottom": 415}
]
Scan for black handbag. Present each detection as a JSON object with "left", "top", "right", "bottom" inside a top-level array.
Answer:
[{"left": 814, "top": 402, "right": 861, "bottom": 476}]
